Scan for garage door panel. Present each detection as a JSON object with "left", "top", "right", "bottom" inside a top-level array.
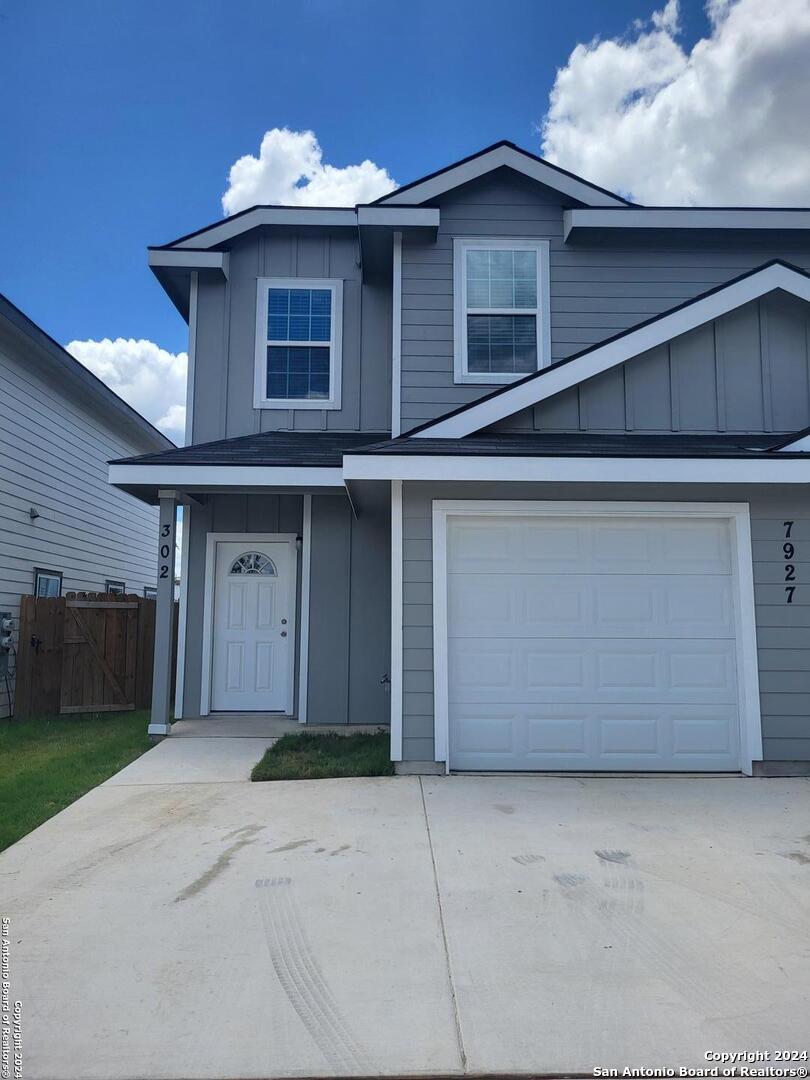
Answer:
[
  {"left": 449, "top": 638, "right": 737, "bottom": 704},
  {"left": 449, "top": 574, "right": 735, "bottom": 639},
  {"left": 448, "top": 516, "right": 733, "bottom": 575},
  {"left": 445, "top": 512, "right": 742, "bottom": 772},
  {"left": 449, "top": 703, "right": 739, "bottom": 771}
]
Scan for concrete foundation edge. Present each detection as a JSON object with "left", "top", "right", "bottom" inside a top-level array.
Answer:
[
  {"left": 395, "top": 760, "right": 446, "bottom": 776},
  {"left": 752, "top": 759, "right": 810, "bottom": 777}
]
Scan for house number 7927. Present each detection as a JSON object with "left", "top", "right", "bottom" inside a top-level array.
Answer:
[{"left": 783, "top": 521, "right": 796, "bottom": 603}]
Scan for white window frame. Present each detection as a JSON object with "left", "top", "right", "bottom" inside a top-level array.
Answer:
[
  {"left": 253, "top": 277, "right": 343, "bottom": 410},
  {"left": 105, "top": 579, "right": 126, "bottom": 595},
  {"left": 34, "top": 568, "right": 62, "bottom": 598},
  {"left": 453, "top": 237, "right": 550, "bottom": 385}
]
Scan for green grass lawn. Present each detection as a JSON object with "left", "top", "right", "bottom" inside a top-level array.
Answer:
[
  {"left": 251, "top": 730, "right": 394, "bottom": 781},
  {"left": 0, "top": 711, "right": 153, "bottom": 852}
]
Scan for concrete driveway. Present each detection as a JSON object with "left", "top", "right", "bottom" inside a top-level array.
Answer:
[{"left": 2, "top": 738, "right": 809, "bottom": 1079}]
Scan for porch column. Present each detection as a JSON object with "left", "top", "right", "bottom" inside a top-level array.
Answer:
[{"left": 148, "top": 490, "right": 177, "bottom": 737}]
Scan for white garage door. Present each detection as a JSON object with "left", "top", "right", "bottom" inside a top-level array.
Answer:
[{"left": 446, "top": 512, "right": 742, "bottom": 772}]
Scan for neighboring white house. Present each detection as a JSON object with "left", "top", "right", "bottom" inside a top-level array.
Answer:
[{"left": 0, "top": 292, "right": 174, "bottom": 716}]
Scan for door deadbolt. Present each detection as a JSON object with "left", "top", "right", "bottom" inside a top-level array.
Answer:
[{"left": 281, "top": 618, "right": 287, "bottom": 625}]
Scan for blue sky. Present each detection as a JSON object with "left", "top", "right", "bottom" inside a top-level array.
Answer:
[{"left": 1, "top": 0, "right": 715, "bottom": 358}]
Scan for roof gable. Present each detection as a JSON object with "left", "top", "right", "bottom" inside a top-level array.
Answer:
[
  {"left": 372, "top": 141, "right": 631, "bottom": 209},
  {"left": 410, "top": 261, "right": 810, "bottom": 440}
]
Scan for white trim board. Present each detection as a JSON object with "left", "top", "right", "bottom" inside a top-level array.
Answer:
[
  {"left": 297, "top": 495, "right": 312, "bottom": 724},
  {"left": 377, "top": 143, "right": 626, "bottom": 208},
  {"left": 430, "top": 500, "right": 763, "bottom": 776},
  {"left": 109, "top": 464, "right": 344, "bottom": 488},
  {"left": 173, "top": 504, "right": 190, "bottom": 720},
  {"left": 391, "top": 232, "right": 402, "bottom": 437},
  {"left": 200, "top": 533, "right": 299, "bottom": 717},
  {"left": 161, "top": 207, "right": 439, "bottom": 251},
  {"left": 342, "top": 453, "right": 810, "bottom": 484},
  {"left": 565, "top": 208, "right": 810, "bottom": 240},
  {"left": 412, "top": 262, "right": 810, "bottom": 439},
  {"left": 148, "top": 249, "right": 228, "bottom": 272},
  {"left": 389, "top": 480, "right": 403, "bottom": 761}
]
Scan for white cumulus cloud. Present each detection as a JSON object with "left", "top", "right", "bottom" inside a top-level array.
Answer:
[
  {"left": 541, "top": 0, "right": 810, "bottom": 205},
  {"left": 222, "top": 127, "right": 397, "bottom": 215},
  {"left": 66, "top": 338, "right": 186, "bottom": 444}
]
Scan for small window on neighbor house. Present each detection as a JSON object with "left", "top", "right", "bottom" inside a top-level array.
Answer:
[
  {"left": 143, "top": 586, "right": 157, "bottom": 600},
  {"left": 254, "top": 278, "right": 343, "bottom": 410},
  {"left": 453, "top": 238, "right": 550, "bottom": 384},
  {"left": 105, "top": 580, "right": 126, "bottom": 595},
  {"left": 229, "top": 552, "right": 277, "bottom": 576},
  {"left": 34, "top": 568, "right": 62, "bottom": 598}
]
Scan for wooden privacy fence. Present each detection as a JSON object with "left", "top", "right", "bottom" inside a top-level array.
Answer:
[{"left": 14, "top": 593, "right": 178, "bottom": 718}]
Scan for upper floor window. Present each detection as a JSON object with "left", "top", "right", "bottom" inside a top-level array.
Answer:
[
  {"left": 254, "top": 277, "right": 343, "bottom": 410},
  {"left": 453, "top": 238, "right": 550, "bottom": 384}
]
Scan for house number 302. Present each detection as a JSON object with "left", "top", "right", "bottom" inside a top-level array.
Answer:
[
  {"left": 159, "top": 523, "right": 171, "bottom": 580},
  {"left": 783, "top": 521, "right": 796, "bottom": 603}
]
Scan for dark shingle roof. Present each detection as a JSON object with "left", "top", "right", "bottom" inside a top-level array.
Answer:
[
  {"left": 111, "top": 430, "right": 390, "bottom": 467},
  {"left": 346, "top": 432, "right": 796, "bottom": 458}
]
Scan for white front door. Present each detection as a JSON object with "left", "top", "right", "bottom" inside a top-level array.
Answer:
[{"left": 211, "top": 540, "right": 296, "bottom": 712}]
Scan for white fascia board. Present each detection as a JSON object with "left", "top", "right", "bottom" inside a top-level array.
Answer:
[
  {"left": 416, "top": 262, "right": 810, "bottom": 438},
  {"left": 565, "top": 208, "right": 810, "bottom": 240},
  {"left": 380, "top": 145, "right": 626, "bottom": 208},
  {"left": 171, "top": 208, "right": 358, "bottom": 249},
  {"left": 357, "top": 207, "right": 440, "bottom": 228},
  {"left": 148, "top": 249, "right": 228, "bottom": 273},
  {"left": 342, "top": 453, "right": 810, "bottom": 484},
  {"left": 108, "top": 464, "right": 344, "bottom": 487}
]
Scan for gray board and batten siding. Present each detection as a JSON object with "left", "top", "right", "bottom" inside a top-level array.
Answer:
[
  {"left": 488, "top": 293, "right": 810, "bottom": 436},
  {"left": 399, "top": 167, "right": 810, "bottom": 433},
  {"left": 180, "top": 492, "right": 390, "bottom": 726},
  {"left": 400, "top": 481, "right": 810, "bottom": 766},
  {"left": 192, "top": 229, "right": 392, "bottom": 443}
]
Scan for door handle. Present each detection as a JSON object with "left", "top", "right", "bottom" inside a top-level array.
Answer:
[{"left": 280, "top": 630, "right": 287, "bottom": 637}]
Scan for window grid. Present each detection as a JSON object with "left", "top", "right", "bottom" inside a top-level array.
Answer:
[
  {"left": 261, "top": 284, "right": 337, "bottom": 404},
  {"left": 454, "top": 239, "right": 548, "bottom": 384}
]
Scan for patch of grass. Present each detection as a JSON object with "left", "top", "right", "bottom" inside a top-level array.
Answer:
[
  {"left": 0, "top": 711, "right": 152, "bottom": 852},
  {"left": 251, "top": 730, "right": 394, "bottom": 781}
]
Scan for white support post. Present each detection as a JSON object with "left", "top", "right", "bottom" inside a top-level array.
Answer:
[
  {"left": 149, "top": 491, "right": 177, "bottom": 737},
  {"left": 391, "top": 231, "right": 402, "bottom": 438},
  {"left": 297, "top": 494, "right": 312, "bottom": 724},
  {"left": 390, "top": 479, "right": 403, "bottom": 760}
]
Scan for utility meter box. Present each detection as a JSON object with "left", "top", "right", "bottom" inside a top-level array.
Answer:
[{"left": 0, "top": 611, "right": 12, "bottom": 678}]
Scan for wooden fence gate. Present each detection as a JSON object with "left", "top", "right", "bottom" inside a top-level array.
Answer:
[{"left": 14, "top": 593, "right": 176, "bottom": 718}]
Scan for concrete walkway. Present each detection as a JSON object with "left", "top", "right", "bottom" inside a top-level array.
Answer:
[{"left": 2, "top": 738, "right": 809, "bottom": 1079}]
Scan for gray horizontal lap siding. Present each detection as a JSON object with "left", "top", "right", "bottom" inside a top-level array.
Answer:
[
  {"left": 0, "top": 331, "right": 160, "bottom": 717},
  {"left": 192, "top": 229, "right": 391, "bottom": 443},
  {"left": 399, "top": 168, "right": 810, "bottom": 432},
  {"left": 399, "top": 481, "right": 810, "bottom": 766},
  {"left": 181, "top": 492, "right": 390, "bottom": 726}
]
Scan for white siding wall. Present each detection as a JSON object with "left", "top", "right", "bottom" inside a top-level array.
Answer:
[{"left": 0, "top": 328, "right": 161, "bottom": 716}]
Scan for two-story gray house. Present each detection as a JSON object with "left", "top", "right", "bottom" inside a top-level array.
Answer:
[{"left": 110, "top": 141, "right": 810, "bottom": 776}]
